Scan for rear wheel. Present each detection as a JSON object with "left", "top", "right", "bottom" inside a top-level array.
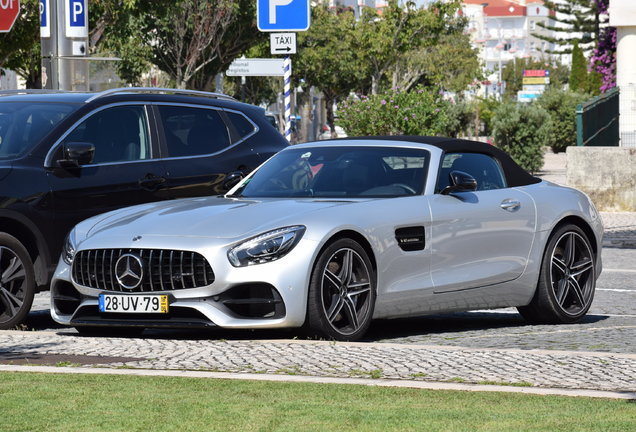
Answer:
[
  {"left": 518, "top": 224, "right": 596, "bottom": 324},
  {"left": 306, "top": 238, "right": 375, "bottom": 341},
  {"left": 0, "top": 233, "right": 35, "bottom": 330}
]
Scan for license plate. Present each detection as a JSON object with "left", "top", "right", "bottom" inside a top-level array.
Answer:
[{"left": 98, "top": 294, "right": 169, "bottom": 314}]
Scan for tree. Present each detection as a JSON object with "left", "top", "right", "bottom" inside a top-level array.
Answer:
[
  {"left": 338, "top": 87, "right": 450, "bottom": 136},
  {"left": 0, "top": 0, "right": 41, "bottom": 88},
  {"left": 295, "top": 7, "right": 362, "bottom": 136},
  {"left": 353, "top": 0, "right": 464, "bottom": 94},
  {"left": 569, "top": 41, "right": 587, "bottom": 92},
  {"left": 534, "top": 0, "right": 601, "bottom": 54},
  {"left": 589, "top": 0, "right": 616, "bottom": 93},
  {"left": 537, "top": 88, "right": 590, "bottom": 153},
  {"left": 391, "top": 32, "right": 482, "bottom": 94},
  {"left": 492, "top": 101, "right": 549, "bottom": 173},
  {"left": 93, "top": 0, "right": 265, "bottom": 89}
]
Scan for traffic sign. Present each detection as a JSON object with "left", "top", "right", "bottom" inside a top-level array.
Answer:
[
  {"left": 522, "top": 77, "right": 550, "bottom": 85},
  {"left": 523, "top": 69, "right": 550, "bottom": 77},
  {"left": 257, "top": 0, "right": 310, "bottom": 32},
  {"left": 522, "top": 84, "right": 546, "bottom": 92},
  {"left": 0, "top": 0, "right": 20, "bottom": 33},
  {"left": 65, "top": 0, "right": 87, "bottom": 38},
  {"left": 226, "top": 58, "right": 286, "bottom": 76},
  {"left": 40, "top": 0, "right": 50, "bottom": 37},
  {"left": 270, "top": 33, "right": 296, "bottom": 55},
  {"left": 517, "top": 91, "right": 541, "bottom": 103}
]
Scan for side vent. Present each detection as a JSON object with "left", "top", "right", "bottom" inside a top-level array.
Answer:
[{"left": 395, "top": 226, "right": 425, "bottom": 251}]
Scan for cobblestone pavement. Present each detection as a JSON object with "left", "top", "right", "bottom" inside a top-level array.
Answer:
[
  {"left": 4, "top": 151, "right": 636, "bottom": 396},
  {"left": 1, "top": 330, "right": 635, "bottom": 394}
]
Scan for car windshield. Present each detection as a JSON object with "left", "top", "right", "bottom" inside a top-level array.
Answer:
[
  {"left": 0, "top": 102, "right": 77, "bottom": 159},
  {"left": 231, "top": 146, "right": 430, "bottom": 198}
]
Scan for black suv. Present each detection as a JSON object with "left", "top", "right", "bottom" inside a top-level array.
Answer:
[{"left": 0, "top": 87, "right": 288, "bottom": 329}]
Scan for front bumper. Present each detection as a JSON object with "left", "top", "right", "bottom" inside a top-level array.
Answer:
[{"left": 50, "top": 235, "right": 319, "bottom": 329}]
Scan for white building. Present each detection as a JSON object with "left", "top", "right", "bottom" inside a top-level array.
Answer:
[
  {"left": 610, "top": 0, "right": 636, "bottom": 147},
  {"left": 462, "top": 0, "right": 556, "bottom": 72}
]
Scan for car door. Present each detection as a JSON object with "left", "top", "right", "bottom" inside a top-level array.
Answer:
[
  {"left": 47, "top": 104, "right": 169, "bottom": 253},
  {"left": 429, "top": 152, "right": 536, "bottom": 293},
  {"left": 154, "top": 104, "right": 267, "bottom": 197}
]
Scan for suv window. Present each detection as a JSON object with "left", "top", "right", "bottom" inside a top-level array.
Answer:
[
  {"left": 158, "top": 105, "right": 231, "bottom": 157},
  {"left": 437, "top": 152, "right": 507, "bottom": 192},
  {"left": 62, "top": 105, "right": 151, "bottom": 164},
  {"left": 0, "top": 103, "right": 75, "bottom": 159},
  {"left": 225, "top": 111, "right": 257, "bottom": 140}
]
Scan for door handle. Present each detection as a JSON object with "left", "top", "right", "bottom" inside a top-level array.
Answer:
[
  {"left": 500, "top": 199, "right": 521, "bottom": 212},
  {"left": 139, "top": 174, "right": 166, "bottom": 191}
]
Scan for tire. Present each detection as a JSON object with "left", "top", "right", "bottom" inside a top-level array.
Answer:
[
  {"left": 518, "top": 224, "right": 596, "bottom": 324},
  {"left": 0, "top": 233, "right": 36, "bottom": 330},
  {"left": 306, "top": 238, "right": 376, "bottom": 341},
  {"left": 75, "top": 326, "right": 145, "bottom": 337}
]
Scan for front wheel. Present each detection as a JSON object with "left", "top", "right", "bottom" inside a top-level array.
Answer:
[
  {"left": 518, "top": 224, "right": 596, "bottom": 324},
  {"left": 0, "top": 233, "right": 35, "bottom": 330},
  {"left": 306, "top": 238, "right": 376, "bottom": 341}
]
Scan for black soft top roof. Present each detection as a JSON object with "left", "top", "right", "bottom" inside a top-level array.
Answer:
[{"left": 348, "top": 135, "right": 541, "bottom": 187}]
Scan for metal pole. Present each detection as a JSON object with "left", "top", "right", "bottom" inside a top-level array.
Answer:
[{"left": 283, "top": 55, "right": 292, "bottom": 142}]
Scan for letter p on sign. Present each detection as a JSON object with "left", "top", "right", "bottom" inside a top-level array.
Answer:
[{"left": 65, "top": 0, "right": 87, "bottom": 38}]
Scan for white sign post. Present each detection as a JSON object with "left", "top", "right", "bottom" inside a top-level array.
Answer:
[
  {"left": 226, "top": 58, "right": 286, "bottom": 76},
  {"left": 256, "top": 0, "right": 310, "bottom": 142}
]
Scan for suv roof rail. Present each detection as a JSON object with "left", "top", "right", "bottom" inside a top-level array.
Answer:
[
  {"left": 0, "top": 89, "right": 73, "bottom": 96},
  {"left": 85, "top": 87, "right": 237, "bottom": 103}
]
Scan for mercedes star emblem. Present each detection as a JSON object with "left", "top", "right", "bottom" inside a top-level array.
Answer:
[{"left": 115, "top": 253, "right": 144, "bottom": 290}]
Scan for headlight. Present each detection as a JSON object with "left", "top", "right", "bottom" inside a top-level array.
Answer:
[
  {"left": 62, "top": 229, "right": 77, "bottom": 265},
  {"left": 228, "top": 226, "right": 306, "bottom": 267}
]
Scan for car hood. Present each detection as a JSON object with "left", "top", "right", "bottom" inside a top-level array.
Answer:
[{"left": 84, "top": 196, "right": 355, "bottom": 240}]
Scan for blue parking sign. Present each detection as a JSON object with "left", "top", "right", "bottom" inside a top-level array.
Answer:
[
  {"left": 257, "top": 0, "right": 310, "bottom": 32},
  {"left": 65, "top": 0, "right": 87, "bottom": 38},
  {"left": 40, "top": 0, "right": 50, "bottom": 37}
]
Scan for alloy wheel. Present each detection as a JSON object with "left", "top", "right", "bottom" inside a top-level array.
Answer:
[
  {"left": 549, "top": 231, "right": 595, "bottom": 317},
  {"left": 0, "top": 246, "right": 28, "bottom": 325},
  {"left": 319, "top": 247, "right": 373, "bottom": 336}
]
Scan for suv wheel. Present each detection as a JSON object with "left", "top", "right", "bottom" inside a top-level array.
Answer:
[{"left": 0, "top": 233, "right": 35, "bottom": 330}]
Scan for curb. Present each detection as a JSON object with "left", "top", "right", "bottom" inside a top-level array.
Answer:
[{"left": 1, "top": 364, "right": 634, "bottom": 400}]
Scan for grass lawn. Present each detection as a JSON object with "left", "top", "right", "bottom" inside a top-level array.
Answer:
[{"left": 0, "top": 371, "right": 634, "bottom": 431}]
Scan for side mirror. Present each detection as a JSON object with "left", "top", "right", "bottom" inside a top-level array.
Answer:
[
  {"left": 441, "top": 170, "right": 478, "bottom": 195},
  {"left": 57, "top": 142, "right": 95, "bottom": 169},
  {"left": 223, "top": 170, "right": 245, "bottom": 191}
]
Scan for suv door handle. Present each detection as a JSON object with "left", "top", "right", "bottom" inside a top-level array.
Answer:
[
  {"left": 500, "top": 199, "right": 521, "bottom": 212},
  {"left": 139, "top": 174, "right": 166, "bottom": 191}
]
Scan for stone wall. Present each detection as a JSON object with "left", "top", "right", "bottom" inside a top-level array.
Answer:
[{"left": 567, "top": 147, "right": 636, "bottom": 211}]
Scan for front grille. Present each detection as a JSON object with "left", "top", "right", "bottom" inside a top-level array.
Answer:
[{"left": 72, "top": 249, "right": 215, "bottom": 292}]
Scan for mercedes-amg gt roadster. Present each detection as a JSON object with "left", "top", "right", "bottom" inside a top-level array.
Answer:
[{"left": 51, "top": 137, "right": 603, "bottom": 341}]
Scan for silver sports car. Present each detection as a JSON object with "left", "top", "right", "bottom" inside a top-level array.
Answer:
[{"left": 51, "top": 137, "right": 603, "bottom": 341}]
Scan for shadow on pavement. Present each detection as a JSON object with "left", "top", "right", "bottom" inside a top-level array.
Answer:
[
  {"left": 362, "top": 311, "right": 610, "bottom": 342},
  {"left": 21, "top": 308, "right": 609, "bottom": 343}
]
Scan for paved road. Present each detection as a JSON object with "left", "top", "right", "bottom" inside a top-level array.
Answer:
[
  {"left": 3, "top": 152, "right": 635, "bottom": 395},
  {"left": 5, "top": 216, "right": 633, "bottom": 395}
]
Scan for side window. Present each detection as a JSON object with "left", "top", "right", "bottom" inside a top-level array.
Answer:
[
  {"left": 225, "top": 111, "right": 257, "bottom": 141},
  {"left": 62, "top": 105, "right": 150, "bottom": 164},
  {"left": 158, "top": 106, "right": 231, "bottom": 157},
  {"left": 437, "top": 152, "right": 507, "bottom": 192}
]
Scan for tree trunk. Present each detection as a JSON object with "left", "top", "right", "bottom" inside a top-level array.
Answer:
[
  {"left": 324, "top": 92, "right": 336, "bottom": 137},
  {"left": 371, "top": 75, "right": 380, "bottom": 95}
]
